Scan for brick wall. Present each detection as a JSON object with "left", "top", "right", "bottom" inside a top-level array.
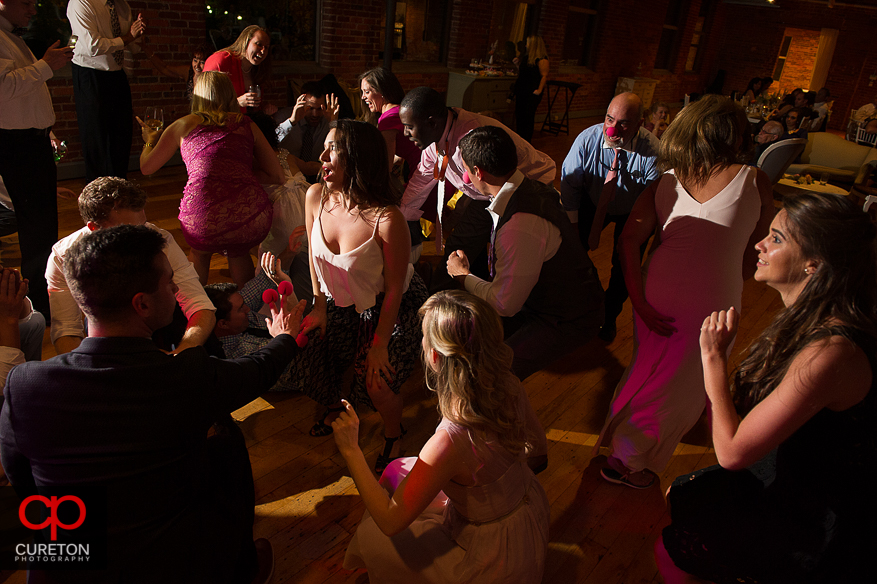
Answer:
[
  {"left": 47, "top": 0, "right": 206, "bottom": 168},
  {"left": 776, "top": 28, "right": 820, "bottom": 93},
  {"left": 42, "top": 0, "right": 877, "bottom": 174},
  {"left": 715, "top": 0, "right": 877, "bottom": 131}
]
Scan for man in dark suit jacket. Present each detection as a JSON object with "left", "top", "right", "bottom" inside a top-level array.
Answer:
[
  {"left": 0, "top": 225, "right": 304, "bottom": 583},
  {"left": 446, "top": 126, "right": 604, "bottom": 380}
]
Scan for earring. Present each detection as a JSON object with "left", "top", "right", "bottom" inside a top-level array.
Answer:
[{"left": 804, "top": 268, "right": 810, "bottom": 274}]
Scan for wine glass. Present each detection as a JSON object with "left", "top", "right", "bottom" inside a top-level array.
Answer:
[{"left": 144, "top": 107, "right": 165, "bottom": 132}]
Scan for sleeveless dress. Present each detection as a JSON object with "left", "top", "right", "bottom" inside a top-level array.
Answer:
[
  {"left": 344, "top": 416, "right": 550, "bottom": 583},
  {"left": 663, "top": 328, "right": 877, "bottom": 583},
  {"left": 597, "top": 166, "right": 761, "bottom": 473},
  {"left": 179, "top": 118, "right": 272, "bottom": 255},
  {"left": 271, "top": 203, "right": 428, "bottom": 409}
]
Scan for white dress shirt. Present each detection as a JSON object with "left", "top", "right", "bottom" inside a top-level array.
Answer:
[
  {"left": 0, "top": 15, "right": 55, "bottom": 129},
  {"left": 67, "top": 0, "right": 137, "bottom": 72},
  {"left": 46, "top": 223, "right": 215, "bottom": 344},
  {"left": 463, "top": 171, "right": 562, "bottom": 317}
]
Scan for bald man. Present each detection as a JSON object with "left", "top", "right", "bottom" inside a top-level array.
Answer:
[
  {"left": 751, "top": 120, "right": 784, "bottom": 164},
  {"left": 560, "top": 92, "right": 661, "bottom": 342}
]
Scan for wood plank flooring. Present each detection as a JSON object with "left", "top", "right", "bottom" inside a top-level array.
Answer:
[{"left": 0, "top": 118, "right": 782, "bottom": 583}]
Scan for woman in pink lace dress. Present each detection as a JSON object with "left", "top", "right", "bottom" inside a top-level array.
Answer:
[
  {"left": 139, "top": 71, "right": 284, "bottom": 288},
  {"left": 332, "top": 291, "right": 550, "bottom": 584}
]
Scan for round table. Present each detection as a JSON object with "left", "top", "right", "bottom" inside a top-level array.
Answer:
[{"left": 774, "top": 178, "right": 850, "bottom": 199}]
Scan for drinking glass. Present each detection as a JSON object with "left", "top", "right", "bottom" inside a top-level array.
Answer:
[
  {"left": 144, "top": 107, "right": 165, "bottom": 132},
  {"left": 819, "top": 173, "right": 830, "bottom": 186},
  {"left": 53, "top": 141, "right": 67, "bottom": 164},
  {"left": 67, "top": 34, "right": 78, "bottom": 49}
]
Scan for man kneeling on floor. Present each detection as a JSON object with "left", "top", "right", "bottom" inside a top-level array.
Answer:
[
  {"left": 446, "top": 126, "right": 604, "bottom": 380},
  {"left": 0, "top": 225, "right": 304, "bottom": 583}
]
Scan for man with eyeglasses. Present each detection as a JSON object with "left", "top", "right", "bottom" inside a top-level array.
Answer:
[{"left": 560, "top": 92, "right": 661, "bottom": 342}]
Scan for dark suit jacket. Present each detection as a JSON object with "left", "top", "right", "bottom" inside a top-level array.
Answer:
[{"left": 0, "top": 335, "right": 299, "bottom": 583}]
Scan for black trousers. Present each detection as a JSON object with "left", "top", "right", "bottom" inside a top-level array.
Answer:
[
  {"left": 72, "top": 64, "right": 133, "bottom": 181},
  {"left": 515, "top": 91, "right": 543, "bottom": 143},
  {"left": 429, "top": 198, "right": 492, "bottom": 293},
  {"left": 577, "top": 197, "right": 646, "bottom": 327},
  {"left": 0, "top": 129, "right": 58, "bottom": 317}
]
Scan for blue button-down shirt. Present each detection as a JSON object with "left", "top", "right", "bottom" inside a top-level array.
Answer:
[{"left": 560, "top": 124, "right": 661, "bottom": 219}]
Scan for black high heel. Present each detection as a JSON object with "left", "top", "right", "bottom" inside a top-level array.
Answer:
[
  {"left": 309, "top": 405, "right": 345, "bottom": 437},
  {"left": 374, "top": 426, "right": 407, "bottom": 475}
]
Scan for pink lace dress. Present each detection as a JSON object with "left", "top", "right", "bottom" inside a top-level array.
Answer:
[{"left": 179, "top": 118, "right": 273, "bottom": 255}]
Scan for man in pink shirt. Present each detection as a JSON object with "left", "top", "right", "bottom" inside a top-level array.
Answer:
[{"left": 399, "top": 86, "right": 555, "bottom": 291}]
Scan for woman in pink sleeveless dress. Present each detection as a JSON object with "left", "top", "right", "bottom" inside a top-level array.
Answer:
[
  {"left": 332, "top": 291, "right": 550, "bottom": 583},
  {"left": 139, "top": 71, "right": 284, "bottom": 289},
  {"left": 596, "top": 96, "right": 775, "bottom": 488}
]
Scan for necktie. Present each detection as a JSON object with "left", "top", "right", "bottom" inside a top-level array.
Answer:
[
  {"left": 588, "top": 148, "right": 621, "bottom": 251},
  {"left": 106, "top": 0, "right": 123, "bottom": 66},
  {"left": 300, "top": 124, "right": 314, "bottom": 161}
]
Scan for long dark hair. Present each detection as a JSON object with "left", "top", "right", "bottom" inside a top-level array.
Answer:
[
  {"left": 358, "top": 67, "right": 405, "bottom": 126},
  {"left": 734, "top": 194, "right": 877, "bottom": 413},
  {"left": 323, "top": 120, "right": 398, "bottom": 209}
]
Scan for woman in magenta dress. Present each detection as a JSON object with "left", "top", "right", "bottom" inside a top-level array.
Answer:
[
  {"left": 359, "top": 67, "right": 421, "bottom": 181},
  {"left": 139, "top": 71, "right": 284, "bottom": 289},
  {"left": 203, "top": 25, "right": 273, "bottom": 113}
]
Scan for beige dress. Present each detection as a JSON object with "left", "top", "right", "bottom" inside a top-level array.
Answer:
[{"left": 344, "top": 418, "right": 550, "bottom": 583}]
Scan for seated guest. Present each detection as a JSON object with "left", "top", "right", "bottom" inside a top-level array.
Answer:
[
  {"left": 144, "top": 43, "right": 212, "bottom": 102},
  {"left": 750, "top": 120, "right": 785, "bottom": 164},
  {"left": 0, "top": 266, "right": 44, "bottom": 369},
  {"left": 338, "top": 290, "right": 550, "bottom": 583},
  {"left": 653, "top": 119, "right": 669, "bottom": 139},
  {"left": 852, "top": 92, "right": 877, "bottom": 122},
  {"left": 644, "top": 102, "right": 670, "bottom": 132},
  {"left": 781, "top": 107, "right": 809, "bottom": 141},
  {"left": 809, "top": 87, "right": 831, "bottom": 131},
  {"left": 656, "top": 193, "right": 877, "bottom": 583},
  {"left": 1, "top": 224, "right": 306, "bottom": 583},
  {"left": 741, "top": 77, "right": 763, "bottom": 104},
  {"left": 275, "top": 81, "right": 339, "bottom": 182},
  {"left": 446, "top": 126, "right": 603, "bottom": 380},
  {"left": 47, "top": 177, "right": 215, "bottom": 355},
  {"left": 769, "top": 87, "right": 805, "bottom": 120}
]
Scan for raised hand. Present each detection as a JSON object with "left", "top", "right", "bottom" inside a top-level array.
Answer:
[
  {"left": 326, "top": 93, "right": 340, "bottom": 122},
  {"left": 699, "top": 307, "right": 738, "bottom": 357}
]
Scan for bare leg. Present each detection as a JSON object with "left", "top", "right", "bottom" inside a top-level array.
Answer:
[
  {"left": 228, "top": 253, "right": 256, "bottom": 291},
  {"left": 654, "top": 535, "right": 710, "bottom": 584},
  {"left": 188, "top": 248, "right": 213, "bottom": 285},
  {"left": 369, "top": 381, "right": 404, "bottom": 457}
]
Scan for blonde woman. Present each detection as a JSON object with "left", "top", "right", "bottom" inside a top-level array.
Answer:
[
  {"left": 514, "top": 35, "right": 550, "bottom": 143},
  {"left": 335, "top": 290, "right": 550, "bottom": 583},
  {"left": 203, "top": 25, "right": 274, "bottom": 112},
  {"left": 139, "top": 71, "right": 284, "bottom": 288}
]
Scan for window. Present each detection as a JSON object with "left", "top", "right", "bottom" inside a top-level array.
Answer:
[
  {"left": 206, "top": 0, "right": 318, "bottom": 61},
  {"left": 772, "top": 35, "right": 793, "bottom": 81},
  {"left": 654, "top": 0, "right": 688, "bottom": 71},
  {"left": 562, "top": 0, "right": 603, "bottom": 68},
  {"left": 685, "top": 0, "right": 715, "bottom": 73},
  {"left": 379, "top": 0, "right": 452, "bottom": 63}
]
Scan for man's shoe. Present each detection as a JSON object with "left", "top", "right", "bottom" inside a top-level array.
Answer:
[
  {"left": 597, "top": 322, "right": 617, "bottom": 343},
  {"left": 251, "top": 538, "right": 274, "bottom": 584}
]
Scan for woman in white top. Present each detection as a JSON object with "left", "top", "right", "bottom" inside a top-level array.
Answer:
[{"left": 273, "top": 119, "right": 427, "bottom": 474}]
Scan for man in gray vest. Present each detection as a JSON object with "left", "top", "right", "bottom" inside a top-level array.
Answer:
[{"left": 446, "top": 126, "right": 603, "bottom": 380}]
